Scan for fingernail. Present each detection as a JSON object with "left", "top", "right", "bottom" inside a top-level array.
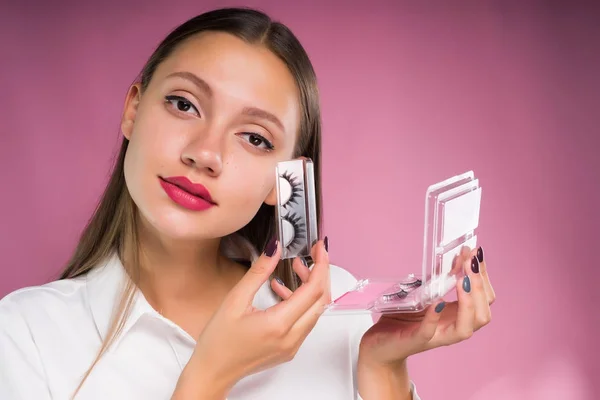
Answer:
[
  {"left": 300, "top": 258, "right": 308, "bottom": 267},
  {"left": 435, "top": 302, "right": 446, "bottom": 313},
  {"left": 477, "top": 246, "right": 484, "bottom": 263},
  {"left": 471, "top": 256, "right": 480, "bottom": 274},
  {"left": 324, "top": 236, "right": 329, "bottom": 252},
  {"left": 264, "top": 237, "right": 278, "bottom": 257},
  {"left": 275, "top": 277, "right": 284, "bottom": 286},
  {"left": 463, "top": 276, "right": 471, "bottom": 293}
]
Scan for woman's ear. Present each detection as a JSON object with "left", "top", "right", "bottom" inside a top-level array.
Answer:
[{"left": 120, "top": 83, "right": 142, "bottom": 140}]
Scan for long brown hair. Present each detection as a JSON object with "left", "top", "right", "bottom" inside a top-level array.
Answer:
[{"left": 61, "top": 7, "right": 323, "bottom": 395}]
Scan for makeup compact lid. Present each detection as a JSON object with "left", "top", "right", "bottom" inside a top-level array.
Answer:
[
  {"left": 275, "top": 159, "right": 318, "bottom": 260},
  {"left": 421, "top": 171, "right": 481, "bottom": 299}
]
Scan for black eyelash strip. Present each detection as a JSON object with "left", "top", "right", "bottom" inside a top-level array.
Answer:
[
  {"left": 280, "top": 171, "right": 303, "bottom": 208},
  {"left": 282, "top": 212, "right": 306, "bottom": 250}
]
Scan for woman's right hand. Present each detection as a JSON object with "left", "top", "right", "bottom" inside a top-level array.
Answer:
[{"left": 172, "top": 237, "right": 331, "bottom": 399}]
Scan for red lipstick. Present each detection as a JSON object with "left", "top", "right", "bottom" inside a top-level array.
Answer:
[{"left": 159, "top": 176, "right": 215, "bottom": 211}]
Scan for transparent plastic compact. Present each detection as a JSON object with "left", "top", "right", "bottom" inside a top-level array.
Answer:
[
  {"left": 324, "top": 171, "right": 483, "bottom": 315},
  {"left": 275, "top": 159, "right": 319, "bottom": 260}
]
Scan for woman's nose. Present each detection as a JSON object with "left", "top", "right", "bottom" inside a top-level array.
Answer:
[{"left": 181, "top": 138, "right": 223, "bottom": 177}]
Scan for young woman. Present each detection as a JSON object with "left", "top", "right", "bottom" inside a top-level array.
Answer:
[{"left": 0, "top": 7, "right": 495, "bottom": 400}]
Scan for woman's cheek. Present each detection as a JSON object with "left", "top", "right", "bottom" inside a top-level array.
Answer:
[{"left": 231, "top": 173, "right": 273, "bottom": 207}]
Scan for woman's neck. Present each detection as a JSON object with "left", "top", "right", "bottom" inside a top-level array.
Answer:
[{"left": 132, "top": 219, "right": 248, "bottom": 334}]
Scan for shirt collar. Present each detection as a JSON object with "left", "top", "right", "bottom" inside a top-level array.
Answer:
[
  {"left": 86, "top": 252, "right": 280, "bottom": 348},
  {"left": 85, "top": 253, "right": 152, "bottom": 345}
]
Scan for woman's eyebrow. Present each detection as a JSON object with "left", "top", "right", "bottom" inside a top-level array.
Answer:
[
  {"left": 165, "top": 71, "right": 213, "bottom": 98},
  {"left": 241, "top": 106, "right": 284, "bottom": 132}
]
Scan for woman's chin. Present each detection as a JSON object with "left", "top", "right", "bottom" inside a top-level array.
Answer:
[
  {"left": 143, "top": 216, "right": 231, "bottom": 243},
  {"left": 137, "top": 204, "right": 253, "bottom": 244},
  {"left": 150, "top": 219, "right": 213, "bottom": 240}
]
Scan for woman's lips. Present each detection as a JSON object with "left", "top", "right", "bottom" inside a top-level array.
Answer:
[{"left": 159, "top": 176, "right": 216, "bottom": 211}]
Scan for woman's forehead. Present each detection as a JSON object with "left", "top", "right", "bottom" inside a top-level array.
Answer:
[{"left": 151, "top": 32, "right": 301, "bottom": 133}]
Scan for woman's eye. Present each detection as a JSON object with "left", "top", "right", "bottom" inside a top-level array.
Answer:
[
  {"left": 165, "top": 95, "right": 200, "bottom": 116},
  {"left": 240, "top": 132, "right": 274, "bottom": 150}
]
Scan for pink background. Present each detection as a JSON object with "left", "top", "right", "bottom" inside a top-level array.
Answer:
[{"left": 1, "top": 1, "right": 598, "bottom": 399}]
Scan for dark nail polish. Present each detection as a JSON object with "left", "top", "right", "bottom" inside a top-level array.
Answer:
[
  {"left": 300, "top": 258, "right": 308, "bottom": 267},
  {"left": 477, "top": 246, "right": 484, "bottom": 263},
  {"left": 463, "top": 275, "right": 471, "bottom": 293},
  {"left": 324, "top": 236, "right": 329, "bottom": 252},
  {"left": 435, "top": 302, "right": 446, "bottom": 313},
  {"left": 264, "top": 237, "right": 278, "bottom": 257},
  {"left": 471, "top": 256, "right": 480, "bottom": 274},
  {"left": 275, "top": 277, "right": 284, "bottom": 286}
]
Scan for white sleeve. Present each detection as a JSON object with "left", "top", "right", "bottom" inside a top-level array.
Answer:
[{"left": 0, "top": 296, "right": 52, "bottom": 400}]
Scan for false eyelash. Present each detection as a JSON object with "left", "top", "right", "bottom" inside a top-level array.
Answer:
[
  {"left": 381, "top": 279, "right": 423, "bottom": 302},
  {"left": 280, "top": 170, "right": 303, "bottom": 209},
  {"left": 282, "top": 212, "right": 306, "bottom": 250},
  {"left": 400, "top": 279, "right": 422, "bottom": 289},
  {"left": 382, "top": 289, "right": 408, "bottom": 302}
]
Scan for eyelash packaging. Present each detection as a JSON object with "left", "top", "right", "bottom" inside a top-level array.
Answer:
[
  {"left": 275, "top": 159, "right": 319, "bottom": 260},
  {"left": 324, "top": 171, "right": 482, "bottom": 315}
]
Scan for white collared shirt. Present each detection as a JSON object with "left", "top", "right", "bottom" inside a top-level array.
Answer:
[{"left": 0, "top": 254, "right": 420, "bottom": 400}]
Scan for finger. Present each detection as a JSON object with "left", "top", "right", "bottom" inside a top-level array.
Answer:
[
  {"left": 269, "top": 239, "right": 330, "bottom": 327},
  {"left": 448, "top": 260, "right": 476, "bottom": 344},
  {"left": 310, "top": 236, "right": 330, "bottom": 274},
  {"left": 293, "top": 257, "right": 310, "bottom": 284},
  {"left": 288, "top": 288, "right": 329, "bottom": 341},
  {"left": 309, "top": 237, "right": 331, "bottom": 304},
  {"left": 271, "top": 277, "right": 293, "bottom": 300},
  {"left": 287, "top": 277, "right": 333, "bottom": 343},
  {"left": 460, "top": 245, "right": 472, "bottom": 258},
  {"left": 476, "top": 246, "right": 496, "bottom": 305},
  {"left": 286, "top": 240, "right": 332, "bottom": 334},
  {"left": 415, "top": 300, "right": 446, "bottom": 344},
  {"left": 229, "top": 237, "right": 281, "bottom": 307},
  {"left": 466, "top": 254, "right": 492, "bottom": 332},
  {"left": 450, "top": 246, "right": 471, "bottom": 276}
]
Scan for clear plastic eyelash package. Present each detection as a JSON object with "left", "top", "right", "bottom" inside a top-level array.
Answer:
[
  {"left": 324, "top": 171, "right": 482, "bottom": 315},
  {"left": 275, "top": 159, "right": 319, "bottom": 260}
]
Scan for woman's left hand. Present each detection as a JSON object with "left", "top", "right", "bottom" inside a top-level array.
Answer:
[{"left": 358, "top": 245, "right": 495, "bottom": 369}]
